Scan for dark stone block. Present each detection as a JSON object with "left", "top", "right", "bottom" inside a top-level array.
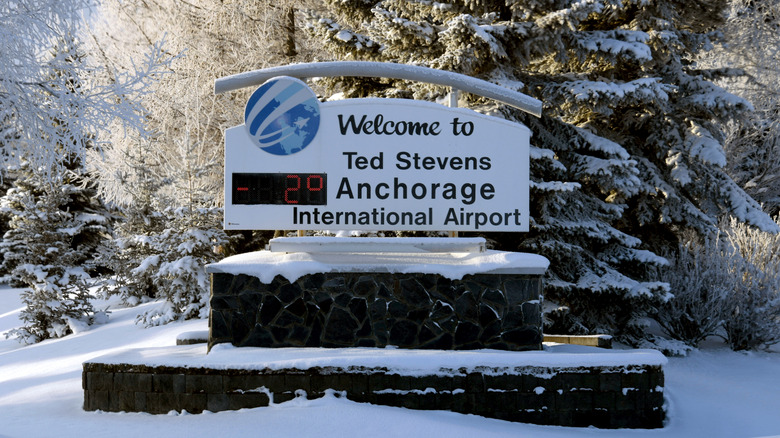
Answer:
[
  {"left": 211, "top": 273, "right": 234, "bottom": 296},
  {"left": 323, "top": 308, "right": 359, "bottom": 344},
  {"left": 211, "top": 295, "right": 238, "bottom": 311},
  {"left": 399, "top": 278, "right": 432, "bottom": 307},
  {"left": 322, "top": 277, "right": 346, "bottom": 291},
  {"left": 89, "top": 371, "right": 113, "bottom": 391},
  {"left": 238, "top": 291, "right": 264, "bottom": 313},
  {"left": 90, "top": 390, "right": 109, "bottom": 411},
  {"left": 314, "top": 293, "right": 333, "bottom": 314},
  {"left": 207, "top": 393, "right": 230, "bottom": 412},
  {"left": 593, "top": 391, "right": 616, "bottom": 410},
  {"left": 522, "top": 301, "right": 541, "bottom": 327},
  {"left": 388, "top": 301, "right": 408, "bottom": 318},
  {"left": 454, "top": 321, "right": 480, "bottom": 347},
  {"left": 465, "top": 373, "right": 485, "bottom": 393},
  {"left": 504, "top": 278, "right": 536, "bottom": 304},
  {"left": 210, "top": 311, "right": 229, "bottom": 341},
  {"left": 240, "top": 325, "right": 275, "bottom": 347},
  {"left": 429, "top": 300, "right": 454, "bottom": 321},
  {"left": 369, "top": 298, "right": 387, "bottom": 320},
  {"left": 179, "top": 393, "right": 207, "bottom": 413},
  {"left": 275, "top": 309, "right": 304, "bottom": 328},
  {"left": 502, "top": 306, "right": 525, "bottom": 328},
  {"left": 289, "top": 325, "right": 311, "bottom": 345},
  {"left": 286, "top": 298, "right": 308, "bottom": 318},
  {"left": 128, "top": 373, "right": 152, "bottom": 392},
  {"left": 433, "top": 278, "right": 456, "bottom": 301},
  {"left": 258, "top": 374, "right": 286, "bottom": 393},
  {"left": 356, "top": 319, "right": 372, "bottom": 338},
  {"left": 142, "top": 392, "right": 160, "bottom": 414},
  {"left": 259, "top": 296, "right": 282, "bottom": 326},
  {"left": 621, "top": 369, "right": 650, "bottom": 390},
  {"left": 228, "top": 392, "right": 270, "bottom": 410},
  {"left": 417, "top": 325, "right": 436, "bottom": 345},
  {"left": 278, "top": 283, "right": 302, "bottom": 304},
  {"left": 599, "top": 372, "right": 622, "bottom": 392},
  {"left": 481, "top": 288, "right": 507, "bottom": 308},
  {"left": 118, "top": 391, "right": 135, "bottom": 411},
  {"left": 185, "top": 375, "right": 223, "bottom": 394},
  {"left": 389, "top": 319, "right": 419, "bottom": 347},
  {"left": 377, "top": 283, "right": 393, "bottom": 299},
  {"left": 480, "top": 320, "right": 503, "bottom": 343},
  {"left": 353, "top": 276, "right": 378, "bottom": 296},
  {"left": 306, "top": 316, "right": 324, "bottom": 347},
  {"left": 334, "top": 292, "right": 352, "bottom": 308},
  {"left": 438, "top": 315, "right": 458, "bottom": 333},
  {"left": 270, "top": 326, "right": 291, "bottom": 344},
  {"left": 230, "top": 312, "right": 252, "bottom": 342},
  {"left": 304, "top": 302, "right": 320, "bottom": 326},
  {"left": 420, "top": 333, "right": 453, "bottom": 350},
  {"left": 478, "top": 303, "right": 499, "bottom": 327},
  {"left": 272, "top": 391, "right": 296, "bottom": 404},
  {"left": 349, "top": 297, "right": 369, "bottom": 323},
  {"left": 134, "top": 392, "right": 147, "bottom": 411},
  {"left": 153, "top": 374, "right": 174, "bottom": 393},
  {"left": 454, "top": 292, "right": 478, "bottom": 321},
  {"left": 302, "top": 272, "right": 325, "bottom": 290}
]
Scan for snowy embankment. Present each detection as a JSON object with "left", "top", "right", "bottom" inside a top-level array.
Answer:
[{"left": 1, "top": 284, "right": 779, "bottom": 438}]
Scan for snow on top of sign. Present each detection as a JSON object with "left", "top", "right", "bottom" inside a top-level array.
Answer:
[
  {"left": 214, "top": 61, "right": 542, "bottom": 117},
  {"left": 206, "top": 248, "right": 549, "bottom": 283},
  {"left": 84, "top": 342, "right": 667, "bottom": 374}
]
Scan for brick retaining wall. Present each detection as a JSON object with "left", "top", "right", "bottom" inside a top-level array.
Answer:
[{"left": 83, "top": 360, "right": 664, "bottom": 428}]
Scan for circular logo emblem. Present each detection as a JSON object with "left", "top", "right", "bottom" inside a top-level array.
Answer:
[{"left": 244, "top": 76, "right": 321, "bottom": 155}]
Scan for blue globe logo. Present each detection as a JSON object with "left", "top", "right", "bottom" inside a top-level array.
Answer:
[{"left": 244, "top": 77, "right": 321, "bottom": 155}]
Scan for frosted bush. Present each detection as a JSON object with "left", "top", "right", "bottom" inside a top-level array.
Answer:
[
  {"left": 133, "top": 206, "right": 231, "bottom": 327},
  {"left": 657, "top": 219, "right": 780, "bottom": 351},
  {"left": 720, "top": 218, "right": 780, "bottom": 351},
  {"left": 654, "top": 236, "right": 728, "bottom": 347},
  {"left": 5, "top": 266, "right": 95, "bottom": 343}
]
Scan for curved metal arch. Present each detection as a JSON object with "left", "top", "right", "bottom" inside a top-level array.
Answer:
[{"left": 215, "top": 61, "right": 542, "bottom": 117}]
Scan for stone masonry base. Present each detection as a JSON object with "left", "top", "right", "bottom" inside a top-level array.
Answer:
[{"left": 83, "top": 354, "right": 664, "bottom": 429}]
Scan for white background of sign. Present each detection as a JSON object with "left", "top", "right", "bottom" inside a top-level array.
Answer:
[{"left": 225, "top": 98, "right": 530, "bottom": 232}]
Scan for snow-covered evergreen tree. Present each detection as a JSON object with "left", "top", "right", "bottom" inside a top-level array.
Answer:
[
  {"left": 1, "top": 163, "right": 106, "bottom": 342},
  {"left": 306, "top": 0, "right": 776, "bottom": 340},
  {"left": 0, "top": 1, "right": 168, "bottom": 341}
]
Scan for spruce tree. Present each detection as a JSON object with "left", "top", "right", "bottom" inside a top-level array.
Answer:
[
  {"left": 307, "top": 0, "right": 775, "bottom": 340},
  {"left": 1, "top": 163, "right": 106, "bottom": 342},
  {"left": 1, "top": 36, "right": 111, "bottom": 341}
]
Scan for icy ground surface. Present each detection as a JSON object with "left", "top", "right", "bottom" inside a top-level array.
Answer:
[{"left": 2, "top": 284, "right": 780, "bottom": 438}]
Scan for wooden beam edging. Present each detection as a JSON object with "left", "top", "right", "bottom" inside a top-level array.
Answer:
[{"left": 214, "top": 61, "right": 542, "bottom": 117}]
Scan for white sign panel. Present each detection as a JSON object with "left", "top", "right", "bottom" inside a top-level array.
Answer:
[{"left": 224, "top": 77, "right": 530, "bottom": 232}]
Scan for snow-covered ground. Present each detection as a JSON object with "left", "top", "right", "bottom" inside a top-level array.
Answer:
[{"left": 1, "top": 284, "right": 779, "bottom": 438}]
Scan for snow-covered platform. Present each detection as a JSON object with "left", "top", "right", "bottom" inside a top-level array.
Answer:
[{"left": 83, "top": 343, "right": 666, "bottom": 428}]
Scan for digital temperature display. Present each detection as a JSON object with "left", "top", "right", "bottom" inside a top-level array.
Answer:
[{"left": 232, "top": 173, "right": 327, "bottom": 205}]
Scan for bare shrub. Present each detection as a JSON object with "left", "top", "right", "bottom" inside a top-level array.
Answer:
[
  {"left": 655, "top": 235, "right": 728, "bottom": 347},
  {"left": 720, "top": 218, "right": 780, "bottom": 350}
]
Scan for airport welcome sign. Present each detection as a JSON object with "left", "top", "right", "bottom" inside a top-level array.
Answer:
[{"left": 224, "top": 76, "right": 530, "bottom": 232}]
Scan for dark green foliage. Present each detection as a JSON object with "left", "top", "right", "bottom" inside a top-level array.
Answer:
[{"left": 306, "top": 0, "right": 774, "bottom": 341}]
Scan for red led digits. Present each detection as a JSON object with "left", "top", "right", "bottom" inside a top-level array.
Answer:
[
  {"left": 285, "top": 174, "right": 301, "bottom": 204},
  {"left": 307, "top": 174, "right": 323, "bottom": 192},
  {"left": 232, "top": 173, "right": 327, "bottom": 205}
]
